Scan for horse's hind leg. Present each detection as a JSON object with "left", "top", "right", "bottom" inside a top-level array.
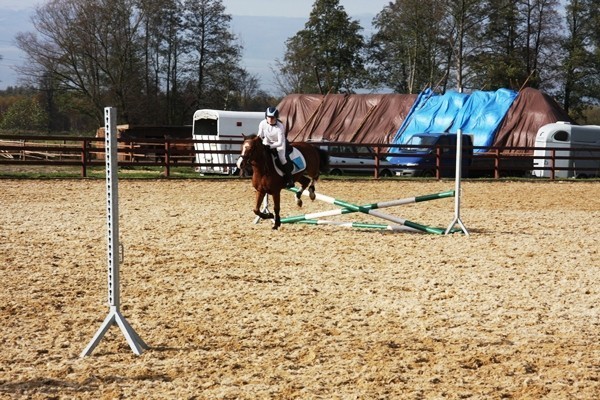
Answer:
[
  {"left": 295, "top": 176, "right": 311, "bottom": 207},
  {"left": 308, "top": 184, "right": 316, "bottom": 201},
  {"left": 308, "top": 177, "right": 317, "bottom": 201}
]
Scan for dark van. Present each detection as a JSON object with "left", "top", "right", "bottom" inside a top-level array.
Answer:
[{"left": 389, "top": 133, "right": 473, "bottom": 177}]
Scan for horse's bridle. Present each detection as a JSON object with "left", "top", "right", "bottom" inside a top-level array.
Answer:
[{"left": 237, "top": 138, "right": 260, "bottom": 176}]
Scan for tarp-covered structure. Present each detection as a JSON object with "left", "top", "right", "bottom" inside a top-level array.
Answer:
[
  {"left": 277, "top": 93, "right": 418, "bottom": 144},
  {"left": 492, "top": 87, "right": 574, "bottom": 152},
  {"left": 276, "top": 88, "right": 573, "bottom": 156},
  {"left": 390, "top": 88, "right": 518, "bottom": 154},
  {"left": 389, "top": 87, "right": 574, "bottom": 159}
]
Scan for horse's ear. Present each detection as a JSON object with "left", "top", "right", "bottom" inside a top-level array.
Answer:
[{"left": 242, "top": 133, "right": 246, "bottom": 139}]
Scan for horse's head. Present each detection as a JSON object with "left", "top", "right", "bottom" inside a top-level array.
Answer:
[{"left": 236, "top": 134, "right": 265, "bottom": 174}]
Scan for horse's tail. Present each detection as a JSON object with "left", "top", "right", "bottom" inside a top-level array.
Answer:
[{"left": 317, "top": 148, "right": 329, "bottom": 173}]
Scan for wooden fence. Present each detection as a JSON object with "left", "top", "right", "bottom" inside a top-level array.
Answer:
[{"left": 1, "top": 135, "right": 599, "bottom": 179}]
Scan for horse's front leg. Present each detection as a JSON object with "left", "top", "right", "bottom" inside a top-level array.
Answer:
[
  {"left": 253, "top": 191, "right": 274, "bottom": 220},
  {"left": 272, "top": 191, "right": 281, "bottom": 229}
]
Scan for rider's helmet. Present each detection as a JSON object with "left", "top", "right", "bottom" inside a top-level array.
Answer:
[{"left": 265, "top": 106, "right": 279, "bottom": 119}]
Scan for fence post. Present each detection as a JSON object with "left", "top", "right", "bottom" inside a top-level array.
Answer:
[
  {"left": 81, "top": 138, "right": 88, "bottom": 178},
  {"left": 374, "top": 146, "right": 380, "bottom": 179},
  {"left": 494, "top": 149, "right": 500, "bottom": 179},
  {"left": 435, "top": 146, "right": 441, "bottom": 179},
  {"left": 164, "top": 139, "right": 171, "bottom": 177}
]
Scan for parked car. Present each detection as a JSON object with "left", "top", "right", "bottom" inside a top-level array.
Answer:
[
  {"left": 315, "top": 142, "right": 401, "bottom": 176},
  {"left": 388, "top": 133, "right": 473, "bottom": 177}
]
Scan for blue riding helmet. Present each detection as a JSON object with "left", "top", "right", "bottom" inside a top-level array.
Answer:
[{"left": 265, "top": 107, "right": 279, "bottom": 119}]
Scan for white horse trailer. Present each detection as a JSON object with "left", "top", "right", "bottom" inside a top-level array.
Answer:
[
  {"left": 192, "top": 109, "right": 264, "bottom": 174},
  {"left": 533, "top": 122, "right": 600, "bottom": 178}
]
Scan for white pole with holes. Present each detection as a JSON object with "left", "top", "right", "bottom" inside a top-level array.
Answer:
[{"left": 81, "top": 107, "right": 148, "bottom": 357}]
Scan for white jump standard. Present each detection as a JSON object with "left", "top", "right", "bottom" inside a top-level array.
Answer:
[{"left": 81, "top": 107, "right": 148, "bottom": 357}]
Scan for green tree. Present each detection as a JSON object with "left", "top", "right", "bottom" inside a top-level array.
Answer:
[
  {"left": 0, "top": 96, "right": 49, "bottom": 131},
  {"left": 367, "top": 0, "right": 491, "bottom": 93},
  {"left": 560, "top": 0, "right": 596, "bottom": 118},
  {"left": 276, "top": 0, "right": 366, "bottom": 94}
]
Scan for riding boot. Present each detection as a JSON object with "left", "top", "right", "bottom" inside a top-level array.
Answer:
[{"left": 283, "top": 161, "right": 295, "bottom": 188}]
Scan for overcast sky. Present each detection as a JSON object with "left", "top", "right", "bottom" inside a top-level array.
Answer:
[{"left": 0, "top": 0, "right": 392, "bottom": 91}]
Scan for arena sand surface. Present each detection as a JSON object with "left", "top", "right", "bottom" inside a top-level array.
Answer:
[{"left": 0, "top": 178, "right": 599, "bottom": 399}]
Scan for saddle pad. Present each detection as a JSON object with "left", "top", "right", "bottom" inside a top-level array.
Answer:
[
  {"left": 289, "top": 148, "right": 306, "bottom": 173},
  {"left": 272, "top": 148, "right": 306, "bottom": 176}
]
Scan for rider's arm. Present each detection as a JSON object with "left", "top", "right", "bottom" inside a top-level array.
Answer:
[
  {"left": 257, "top": 121, "right": 269, "bottom": 145},
  {"left": 268, "top": 124, "right": 285, "bottom": 149}
]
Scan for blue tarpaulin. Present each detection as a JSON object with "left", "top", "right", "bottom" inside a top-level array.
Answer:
[{"left": 388, "top": 88, "right": 518, "bottom": 162}]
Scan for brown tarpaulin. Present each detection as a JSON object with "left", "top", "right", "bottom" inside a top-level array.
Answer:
[
  {"left": 492, "top": 87, "right": 574, "bottom": 154},
  {"left": 277, "top": 93, "right": 418, "bottom": 144},
  {"left": 277, "top": 88, "right": 573, "bottom": 155}
]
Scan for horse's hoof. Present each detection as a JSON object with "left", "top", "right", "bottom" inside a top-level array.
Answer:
[
  {"left": 296, "top": 198, "right": 303, "bottom": 207},
  {"left": 309, "top": 192, "right": 316, "bottom": 201},
  {"left": 254, "top": 211, "right": 274, "bottom": 220}
]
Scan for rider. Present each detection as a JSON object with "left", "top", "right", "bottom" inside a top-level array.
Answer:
[{"left": 257, "top": 106, "right": 294, "bottom": 188}]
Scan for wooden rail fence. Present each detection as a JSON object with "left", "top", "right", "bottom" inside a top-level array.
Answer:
[{"left": 1, "top": 135, "right": 599, "bottom": 179}]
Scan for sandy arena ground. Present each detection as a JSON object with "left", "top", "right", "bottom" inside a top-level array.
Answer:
[{"left": 0, "top": 178, "right": 599, "bottom": 399}]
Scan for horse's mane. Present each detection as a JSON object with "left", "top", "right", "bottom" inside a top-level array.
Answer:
[{"left": 244, "top": 133, "right": 273, "bottom": 173}]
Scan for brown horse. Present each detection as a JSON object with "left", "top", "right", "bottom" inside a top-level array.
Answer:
[{"left": 237, "top": 135, "right": 329, "bottom": 229}]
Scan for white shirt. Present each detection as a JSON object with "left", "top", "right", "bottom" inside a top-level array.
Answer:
[{"left": 257, "top": 119, "right": 286, "bottom": 151}]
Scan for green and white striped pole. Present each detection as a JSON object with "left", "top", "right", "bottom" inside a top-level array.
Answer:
[
  {"left": 283, "top": 189, "right": 454, "bottom": 223},
  {"left": 295, "top": 218, "right": 419, "bottom": 232},
  {"left": 285, "top": 188, "right": 453, "bottom": 234}
]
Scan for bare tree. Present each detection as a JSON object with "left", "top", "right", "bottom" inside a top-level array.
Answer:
[
  {"left": 137, "top": 0, "right": 188, "bottom": 124},
  {"left": 15, "top": 0, "right": 146, "bottom": 123},
  {"left": 467, "top": 0, "right": 561, "bottom": 91},
  {"left": 368, "top": 0, "right": 450, "bottom": 93},
  {"left": 181, "top": 0, "right": 243, "bottom": 110}
]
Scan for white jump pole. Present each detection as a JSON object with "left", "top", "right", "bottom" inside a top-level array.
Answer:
[
  {"left": 81, "top": 107, "right": 148, "bottom": 357},
  {"left": 445, "top": 126, "right": 469, "bottom": 236}
]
